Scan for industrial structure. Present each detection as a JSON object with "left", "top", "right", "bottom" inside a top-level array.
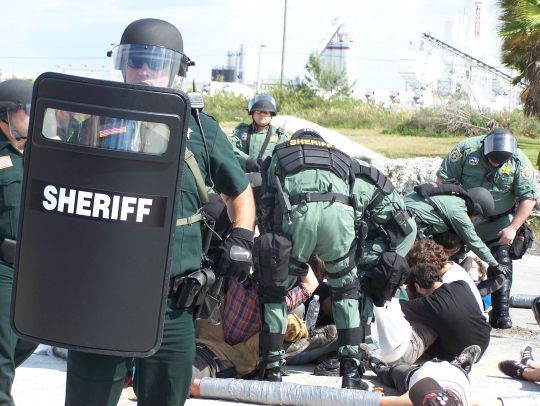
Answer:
[{"left": 397, "top": 0, "right": 524, "bottom": 110}]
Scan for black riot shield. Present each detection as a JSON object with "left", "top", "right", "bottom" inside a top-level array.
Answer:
[{"left": 11, "top": 72, "right": 190, "bottom": 357}]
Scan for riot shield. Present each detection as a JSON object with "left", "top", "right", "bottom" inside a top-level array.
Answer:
[{"left": 11, "top": 73, "right": 190, "bottom": 356}]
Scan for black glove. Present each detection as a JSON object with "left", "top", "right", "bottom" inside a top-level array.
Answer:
[
  {"left": 245, "top": 157, "right": 261, "bottom": 173},
  {"left": 217, "top": 228, "right": 254, "bottom": 282}
]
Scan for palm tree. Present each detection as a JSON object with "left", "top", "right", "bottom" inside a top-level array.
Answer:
[{"left": 499, "top": 0, "right": 540, "bottom": 116}]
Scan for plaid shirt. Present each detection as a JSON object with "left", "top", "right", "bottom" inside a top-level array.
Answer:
[{"left": 222, "top": 279, "right": 310, "bottom": 345}]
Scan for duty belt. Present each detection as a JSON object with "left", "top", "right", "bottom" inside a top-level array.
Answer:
[
  {"left": 168, "top": 268, "right": 216, "bottom": 309},
  {"left": 288, "top": 192, "right": 354, "bottom": 207}
]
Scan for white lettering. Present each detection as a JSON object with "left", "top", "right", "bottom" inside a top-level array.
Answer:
[
  {"left": 111, "top": 195, "right": 120, "bottom": 220},
  {"left": 40, "top": 184, "right": 156, "bottom": 224},
  {"left": 42, "top": 185, "right": 58, "bottom": 210},
  {"left": 120, "top": 196, "right": 137, "bottom": 221},
  {"left": 76, "top": 191, "right": 93, "bottom": 216},
  {"left": 136, "top": 198, "right": 153, "bottom": 222},
  {"left": 92, "top": 193, "right": 111, "bottom": 219},
  {"left": 57, "top": 187, "right": 76, "bottom": 214}
]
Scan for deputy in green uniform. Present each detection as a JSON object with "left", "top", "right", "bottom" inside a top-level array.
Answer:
[
  {"left": 259, "top": 129, "right": 366, "bottom": 389},
  {"left": 229, "top": 94, "right": 289, "bottom": 173},
  {"left": 353, "top": 160, "right": 417, "bottom": 344},
  {"left": 404, "top": 186, "right": 498, "bottom": 266},
  {"left": 436, "top": 128, "right": 539, "bottom": 329},
  {"left": 65, "top": 19, "right": 255, "bottom": 406},
  {"left": 0, "top": 79, "right": 37, "bottom": 405}
]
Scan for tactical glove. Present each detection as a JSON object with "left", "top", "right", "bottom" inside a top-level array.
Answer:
[
  {"left": 217, "top": 227, "right": 254, "bottom": 282},
  {"left": 245, "top": 157, "right": 261, "bottom": 173}
]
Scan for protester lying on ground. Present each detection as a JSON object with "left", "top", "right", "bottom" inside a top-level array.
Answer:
[
  {"left": 193, "top": 260, "right": 336, "bottom": 380},
  {"left": 498, "top": 345, "right": 540, "bottom": 382},
  {"left": 366, "top": 345, "right": 481, "bottom": 406},
  {"left": 372, "top": 263, "right": 491, "bottom": 364},
  {"left": 405, "top": 240, "right": 483, "bottom": 312}
]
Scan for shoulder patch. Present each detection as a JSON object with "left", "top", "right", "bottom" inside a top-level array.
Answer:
[
  {"left": 0, "top": 155, "right": 13, "bottom": 170},
  {"left": 449, "top": 147, "right": 462, "bottom": 162},
  {"left": 468, "top": 155, "right": 479, "bottom": 166},
  {"left": 521, "top": 166, "right": 532, "bottom": 180}
]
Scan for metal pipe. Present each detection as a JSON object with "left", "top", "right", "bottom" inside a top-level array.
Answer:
[{"left": 199, "top": 377, "right": 382, "bottom": 406}]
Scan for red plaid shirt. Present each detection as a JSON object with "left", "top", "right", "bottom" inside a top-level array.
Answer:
[{"left": 222, "top": 279, "right": 310, "bottom": 345}]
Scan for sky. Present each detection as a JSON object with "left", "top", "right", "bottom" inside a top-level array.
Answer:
[{"left": 2, "top": 0, "right": 504, "bottom": 92}]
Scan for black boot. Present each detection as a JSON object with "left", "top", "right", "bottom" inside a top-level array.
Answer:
[
  {"left": 489, "top": 278, "right": 512, "bottom": 329},
  {"left": 260, "top": 366, "right": 282, "bottom": 382},
  {"left": 340, "top": 357, "right": 368, "bottom": 390}
]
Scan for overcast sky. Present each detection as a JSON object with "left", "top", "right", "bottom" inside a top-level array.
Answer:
[{"left": 2, "top": 0, "right": 503, "bottom": 91}]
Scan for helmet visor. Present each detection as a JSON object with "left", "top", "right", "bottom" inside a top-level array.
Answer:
[
  {"left": 483, "top": 133, "right": 517, "bottom": 164},
  {"left": 6, "top": 104, "right": 31, "bottom": 140},
  {"left": 109, "top": 44, "right": 190, "bottom": 87}
]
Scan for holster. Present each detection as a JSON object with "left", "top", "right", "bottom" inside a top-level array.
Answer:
[
  {"left": 0, "top": 238, "right": 16, "bottom": 264},
  {"left": 169, "top": 268, "right": 217, "bottom": 311}
]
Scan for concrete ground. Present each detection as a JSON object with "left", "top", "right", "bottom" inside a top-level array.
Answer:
[{"left": 12, "top": 255, "right": 540, "bottom": 405}]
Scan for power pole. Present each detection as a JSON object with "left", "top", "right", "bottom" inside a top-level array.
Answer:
[{"left": 280, "top": 0, "right": 288, "bottom": 88}]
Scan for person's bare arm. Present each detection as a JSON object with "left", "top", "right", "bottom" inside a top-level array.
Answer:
[
  {"left": 380, "top": 392, "right": 412, "bottom": 406},
  {"left": 299, "top": 265, "right": 319, "bottom": 294},
  {"left": 497, "top": 199, "right": 536, "bottom": 245},
  {"left": 222, "top": 185, "right": 256, "bottom": 231}
]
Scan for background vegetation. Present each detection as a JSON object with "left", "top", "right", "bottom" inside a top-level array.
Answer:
[{"left": 204, "top": 89, "right": 540, "bottom": 163}]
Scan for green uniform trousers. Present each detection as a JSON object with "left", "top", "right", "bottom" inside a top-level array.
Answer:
[
  {"left": 65, "top": 304, "right": 195, "bottom": 406},
  {"left": 0, "top": 262, "right": 37, "bottom": 406},
  {"left": 262, "top": 201, "right": 360, "bottom": 368}
]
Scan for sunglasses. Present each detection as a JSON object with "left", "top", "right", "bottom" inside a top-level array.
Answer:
[{"left": 127, "top": 54, "right": 170, "bottom": 71}]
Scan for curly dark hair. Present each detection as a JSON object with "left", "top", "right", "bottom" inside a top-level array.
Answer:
[
  {"left": 406, "top": 240, "right": 448, "bottom": 271},
  {"left": 407, "top": 262, "right": 442, "bottom": 290}
]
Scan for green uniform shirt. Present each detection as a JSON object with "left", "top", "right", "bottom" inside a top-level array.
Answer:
[
  {"left": 404, "top": 192, "right": 496, "bottom": 264},
  {"left": 229, "top": 123, "right": 289, "bottom": 170},
  {"left": 0, "top": 136, "right": 23, "bottom": 242},
  {"left": 171, "top": 113, "right": 249, "bottom": 278},
  {"left": 437, "top": 135, "right": 539, "bottom": 215}
]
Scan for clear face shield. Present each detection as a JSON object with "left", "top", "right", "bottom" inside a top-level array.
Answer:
[
  {"left": 483, "top": 133, "right": 517, "bottom": 165},
  {"left": 109, "top": 44, "right": 190, "bottom": 88},
  {"left": 6, "top": 104, "right": 31, "bottom": 140}
]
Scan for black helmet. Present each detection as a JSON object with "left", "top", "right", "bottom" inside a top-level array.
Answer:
[
  {"left": 467, "top": 187, "right": 495, "bottom": 217},
  {"left": 483, "top": 128, "right": 517, "bottom": 165},
  {"left": 0, "top": 79, "right": 33, "bottom": 140},
  {"left": 247, "top": 94, "right": 277, "bottom": 115},
  {"left": 290, "top": 128, "right": 325, "bottom": 141},
  {"left": 108, "top": 18, "right": 193, "bottom": 86},
  {"left": 0, "top": 79, "right": 32, "bottom": 118}
]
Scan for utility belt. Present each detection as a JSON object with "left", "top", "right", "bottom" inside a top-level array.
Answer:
[
  {"left": 366, "top": 210, "right": 414, "bottom": 245},
  {"left": 168, "top": 268, "right": 218, "bottom": 315},
  {"left": 288, "top": 192, "right": 355, "bottom": 208},
  {"left": 0, "top": 238, "right": 16, "bottom": 265}
]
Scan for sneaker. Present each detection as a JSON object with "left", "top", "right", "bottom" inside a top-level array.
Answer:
[
  {"left": 307, "top": 325, "right": 337, "bottom": 350},
  {"left": 362, "top": 351, "right": 388, "bottom": 375},
  {"left": 520, "top": 345, "right": 534, "bottom": 366},
  {"left": 452, "top": 345, "right": 481, "bottom": 374},
  {"left": 498, "top": 360, "right": 530, "bottom": 380},
  {"left": 284, "top": 338, "right": 310, "bottom": 358}
]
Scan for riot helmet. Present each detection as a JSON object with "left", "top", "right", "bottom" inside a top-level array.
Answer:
[
  {"left": 467, "top": 186, "right": 495, "bottom": 218},
  {"left": 0, "top": 79, "right": 32, "bottom": 141},
  {"left": 483, "top": 128, "right": 517, "bottom": 165},
  {"left": 290, "top": 128, "right": 325, "bottom": 141},
  {"left": 247, "top": 94, "right": 277, "bottom": 115},
  {"left": 108, "top": 18, "right": 194, "bottom": 88}
]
